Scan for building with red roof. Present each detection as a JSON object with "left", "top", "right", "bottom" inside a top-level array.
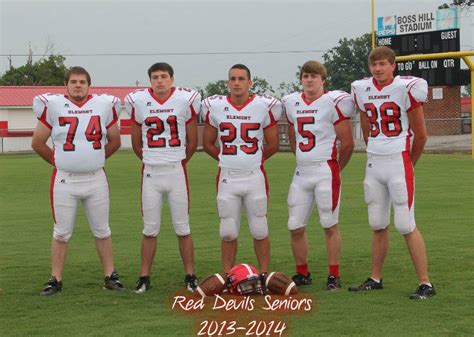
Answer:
[
  {"left": 0, "top": 86, "right": 142, "bottom": 152},
  {"left": 0, "top": 86, "right": 139, "bottom": 138}
]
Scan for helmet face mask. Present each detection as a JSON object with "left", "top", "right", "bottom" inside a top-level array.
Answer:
[
  {"left": 235, "top": 275, "right": 264, "bottom": 295},
  {"left": 227, "top": 264, "right": 265, "bottom": 295}
]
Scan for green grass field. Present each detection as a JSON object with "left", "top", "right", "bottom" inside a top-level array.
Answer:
[{"left": 0, "top": 151, "right": 473, "bottom": 337}]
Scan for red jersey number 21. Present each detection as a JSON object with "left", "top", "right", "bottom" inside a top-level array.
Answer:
[{"left": 144, "top": 116, "right": 181, "bottom": 148}]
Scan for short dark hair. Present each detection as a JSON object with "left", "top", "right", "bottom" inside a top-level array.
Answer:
[
  {"left": 64, "top": 66, "right": 91, "bottom": 85},
  {"left": 229, "top": 64, "right": 251, "bottom": 80},
  {"left": 148, "top": 62, "right": 174, "bottom": 78},
  {"left": 300, "top": 61, "right": 327, "bottom": 81},
  {"left": 368, "top": 46, "right": 396, "bottom": 65}
]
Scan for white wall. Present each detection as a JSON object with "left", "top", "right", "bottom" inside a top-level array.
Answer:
[
  {"left": 0, "top": 106, "right": 131, "bottom": 153},
  {"left": 1, "top": 135, "right": 132, "bottom": 153},
  {"left": 8, "top": 108, "right": 37, "bottom": 130}
]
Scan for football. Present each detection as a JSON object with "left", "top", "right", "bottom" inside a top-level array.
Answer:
[
  {"left": 264, "top": 272, "right": 298, "bottom": 296},
  {"left": 196, "top": 273, "right": 227, "bottom": 297}
]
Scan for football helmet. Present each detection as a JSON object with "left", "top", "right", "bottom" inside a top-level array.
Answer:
[{"left": 227, "top": 263, "right": 265, "bottom": 295}]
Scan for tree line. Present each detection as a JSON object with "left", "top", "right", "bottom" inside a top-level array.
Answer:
[{"left": 1, "top": 34, "right": 373, "bottom": 97}]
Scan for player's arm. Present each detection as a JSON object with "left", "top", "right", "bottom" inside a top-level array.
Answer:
[
  {"left": 202, "top": 124, "right": 219, "bottom": 161},
  {"left": 31, "top": 122, "right": 53, "bottom": 165},
  {"left": 407, "top": 105, "right": 427, "bottom": 166},
  {"left": 105, "top": 124, "right": 121, "bottom": 158},
  {"left": 130, "top": 122, "right": 143, "bottom": 160},
  {"left": 287, "top": 123, "right": 296, "bottom": 154},
  {"left": 263, "top": 124, "right": 279, "bottom": 160},
  {"left": 185, "top": 118, "right": 198, "bottom": 162},
  {"left": 334, "top": 119, "right": 354, "bottom": 170},
  {"left": 359, "top": 112, "right": 370, "bottom": 145}
]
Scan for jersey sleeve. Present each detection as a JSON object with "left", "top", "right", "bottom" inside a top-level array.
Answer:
[
  {"left": 329, "top": 91, "right": 355, "bottom": 124},
  {"left": 269, "top": 98, "right": 283, "bottom": 122},
  {"left": 282, "top": 95, "right": 294, "bottom": 126},
  {"left": 350, "top": 81, "right": 364, "bottom": 113},
  {"left": 33, "top": 94, "right": 53, "bottom": 129},
  {"left": 124, "top": 92, "right": 142, "bottom": 125},
  {"left": 261, "top": 95, "right": 280, "bottom": 129},
  {"left": 187, "top": 90, "right": 201, "bottom": 124},
  {"left": 406, "top": 78, "right": 428, "bottom": 111},
  {"left": 100, "top": 95, "right": 120, "bottom": 129},
  {"left": 202, "top": 97, "right": 218, "bottom": 128}
]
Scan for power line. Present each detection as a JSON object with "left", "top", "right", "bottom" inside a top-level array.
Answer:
[{"left": 0, "top": 49, "right": 327, "bottom": 57}]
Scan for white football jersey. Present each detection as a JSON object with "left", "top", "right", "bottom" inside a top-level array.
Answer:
[
  {"left": 283, "top": 91, "right": 354, "bottom": 164},
  {"left": 124, "top": 87, "right": 201, "bottom": 165},
  {"left": 33, "top": 94, "right": 120, "bottom": 173},
  {"left": 201, "top": 94, "right": 283, "bottom": 169},
  {"left": 351, "top": 76, "right": 428, "bottom": 155}
]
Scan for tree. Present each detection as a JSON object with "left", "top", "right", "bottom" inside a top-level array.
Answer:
[
  {"left": 199, "top": 76, "right": 277, "bottom": 98},
  {"left": 322, "top": 33, "right": 372, "bottom": 92},
  {"left": 462, "top": 83, "right": 471, "bottom": 97},
  {"left": 198, "top": 79, "right": 228, "bottom": 98},
  {"left": 0, "top": 45, "right": 67, "bottom": 86},
  {"left": 251, "top": 77, "right": 275, "bottom": 95}
]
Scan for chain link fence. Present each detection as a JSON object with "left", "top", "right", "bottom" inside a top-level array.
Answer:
[{"left": 1, "top": 118, "right": 472, "bottom": 154}]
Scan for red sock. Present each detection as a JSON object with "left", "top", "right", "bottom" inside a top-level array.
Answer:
[
  {"left": 296, "top": 264, "right": 309, "bottom": 276},
  {"left": 329, "top": 264, "right": 340, "bottom": 278}
]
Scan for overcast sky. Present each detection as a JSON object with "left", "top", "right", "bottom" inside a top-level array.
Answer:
[{"left": 0, "top": 0, "right": 472, "bottom": 89}]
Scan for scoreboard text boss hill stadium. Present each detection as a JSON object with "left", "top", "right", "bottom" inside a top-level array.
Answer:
[{"left": 397, "top": 12, "right": 436, "bottom": 34}]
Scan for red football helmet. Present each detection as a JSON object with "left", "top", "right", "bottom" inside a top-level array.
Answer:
[{"left": 227, "top": 263, "right": 264, "bottom": 295}]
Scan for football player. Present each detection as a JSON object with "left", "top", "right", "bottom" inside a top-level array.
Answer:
[
  {"left": 349, "top": 46, "right": 436, "bottom": 299},
  {"left": 32, "top": 66, "right": 124, "bottom": 295},
  {"left": 201, "top": 64, "right": 283, "bottom": 274},
  {"left": 125, "top": 63, "right": 200, "bottom": 293},
  {"left": 283, "top": 61, "right": 354, "bottom": 290}
]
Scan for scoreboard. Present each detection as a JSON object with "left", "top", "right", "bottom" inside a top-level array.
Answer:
[{"left": 376, "top": 29, "right": 461, "bottom": 86}]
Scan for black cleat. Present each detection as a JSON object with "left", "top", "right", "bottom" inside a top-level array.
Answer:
[
  {"left": 103, "top": 271, "right": 126, "bottom": 291},
  {"left": 185, "top": 274, "right": 198, "bottom": 292},
  {"left": 324, "top": 275, "right": 341, "bottom": 290},
  {"left": 40, "top": 276, "right": 63, "bottom": 296},
  {"left": 292, "top": 272, "right": 312, "bottom": 286},
  {"left": 133, "top": 276, "right": 151, "bottom": 294},
  {"left": 348, "top": 278, "right": 383, "bottom": 291},
  {"left": 409, "top": 284, "right": 436, "bottom": 300}
]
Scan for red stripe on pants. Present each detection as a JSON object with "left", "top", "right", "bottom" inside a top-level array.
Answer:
[
  {"left": 327, "top": 160, "right": 341, "bottom": 212},
  {"left": 181, "top": 159, "right": 190, "bottom": 213},
  {"left": 260, "top": 165, "right": 269, "bottom": 199},
  {"left": 402, "top": 151, "right": 414, "bottom": 209},
  {"left": 215, "top": 167, "right": 221, "bottom": 193},
  {"left": 49, "top": 168, "right": 57, "bottom": 224},
  {"left": 140, "top": 164, "right": 144, "bottom": 217}
]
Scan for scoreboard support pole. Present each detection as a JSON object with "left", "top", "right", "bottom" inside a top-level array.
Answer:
[
  {"left": 371, "top": 0, "right": 376, "bottom": 49},
  {"left": 396, "top": 51, "right": 474, "bottom": 158}
]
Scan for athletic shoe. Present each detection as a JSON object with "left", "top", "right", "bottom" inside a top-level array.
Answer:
[
  {"left": 133, "top": 276, "right": 151, "bottom": 294},
  {"left": 103, "top": 271, "right": 126, "bottom": 291},
  {"left": 324, "top": 275, "right": 341, "bottom": 290},
  {"left": 409, "top": 284, "right": 436, "bottom": 300},
  {"left": 40, "top": 276, "right": 63, "bottom": 296},
  {"left": 348, "top": 278, "right": 383, "bottom": 291},
  {"left": 185, "top": 274, "right": 198, "bottom": 292},
  {"left": 292, "top": 272, "right": 312, "bottom": 286}
]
